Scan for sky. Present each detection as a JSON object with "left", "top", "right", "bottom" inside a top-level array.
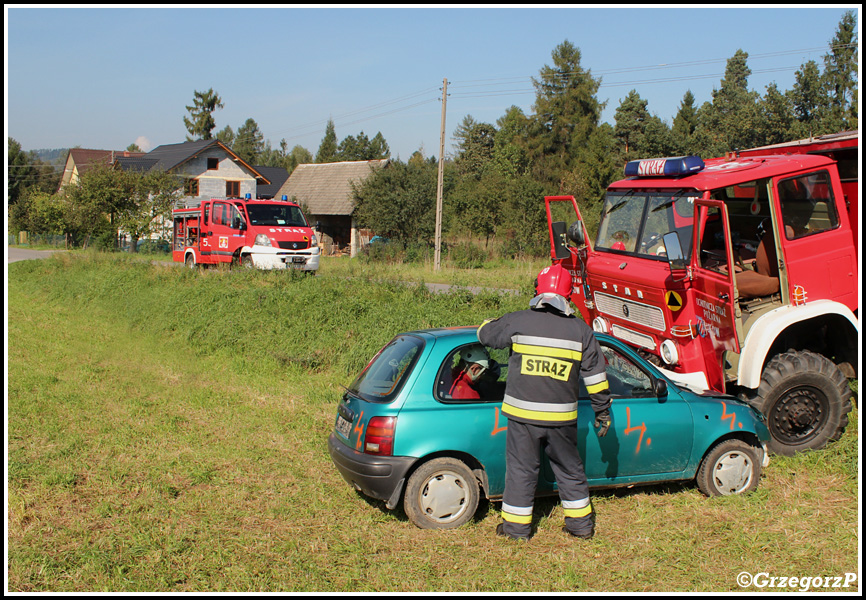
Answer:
[{"left": 5, "top": 5, "right": 860, "bottom": 162}]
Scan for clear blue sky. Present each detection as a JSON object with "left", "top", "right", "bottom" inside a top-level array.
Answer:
[{"left": 5, "top": 6, "right": 859, "bottom": 161}]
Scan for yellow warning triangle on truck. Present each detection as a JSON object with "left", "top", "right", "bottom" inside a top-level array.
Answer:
[{"left": 666, "top": 291, "right": 683, "bottom": 311}]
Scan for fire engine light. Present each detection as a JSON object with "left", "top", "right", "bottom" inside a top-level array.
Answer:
[
  {"left": 624, "top": 156, "right": 705, "bottom": 178},
  {"left": 592, "top": 317, "right": 610, "bottom": 334},
  {"left": 254, "top": 234, "right": 273, "bottom": 247},
  {"left": 660, "top": 339, "right": 679, "bottom": 365}
]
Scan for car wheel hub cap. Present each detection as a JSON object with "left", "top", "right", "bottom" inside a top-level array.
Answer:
[
  {"left": 420, "top": 473, "right": 468, "bottom": 522},
  {"left": 713, "top": 451, "right": 753, "bottom": 495}
]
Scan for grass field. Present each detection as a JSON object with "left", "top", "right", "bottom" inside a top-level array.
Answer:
[{"left": 6, "top": 253, "right": 860, "bottom": 592}]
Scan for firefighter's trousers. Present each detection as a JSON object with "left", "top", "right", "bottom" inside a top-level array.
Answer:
[{"left": 500, "top": 420, "right": 593, "bottom": 539}]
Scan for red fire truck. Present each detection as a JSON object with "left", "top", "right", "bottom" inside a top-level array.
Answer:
[
  {"left": 546, "top": 133, "right": 858, "bottom": 455},
  {"left": 172, "top": 195, "right": 320, "bottom": 271}
]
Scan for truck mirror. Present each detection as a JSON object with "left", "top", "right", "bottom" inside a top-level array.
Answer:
[
  {"left": 551, "top": 221, "right": 571, "bottom": 260},
  {"left": 662, "top": 232, "right": 687, "bottom": 271},
  {"left": 567, "top": 220, "right": 585, "bottom": 246}
]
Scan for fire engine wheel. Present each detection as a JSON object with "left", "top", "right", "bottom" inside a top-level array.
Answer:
[
  {"left": 403, "top": 458, "right": 480, "bottom": 530},
  {"left": 696, "top": 438, "right": 762, "bottom": 496},
  {"left": 241, "top": 254, "right": 254, "bottom": 269},
  {"left": 185, "top": 253, "right": 196, "bottom": 269},
  {"left": 754, "top": 350, "right": 852, "bottom": 456}
]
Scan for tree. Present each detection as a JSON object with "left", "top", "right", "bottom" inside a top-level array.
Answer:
[
  {"left": 757, "top": 83, "right": 796, "bottom": 145},
  {"left": 452, "top": 115, "right": 496, "bottom": 179},
  {"left": 671, "top": 91, "right": 699, "bottom": 153},
  {"left": 352, "top": 159, "right": 440, "bottom": 243},
  {"left": 216, "top": 125, "right": 235, "bottom": 147},
  {"left": 790, "top": 60, "right": 825, "bottom": 132},
  {"left": 183, "top": 88, "right": 224, "bottom": 141},
  {"left": 234, "top": 118, "right": 265, "bottom": 165},
  {"left": 821, "top": 10, "right": 858, "bottom": 131},
  {"left": 114, "top": 169, "right": 181, "bottom": 250},
  {"left": 693, "top": 50, "right": 761, "bottom": 156},
  {"left": 315, "top": 119, "right": 339, "bottom": 163},
  {"left": 613, "top": 90, "right": 651, "bottom": 159},
  {"left": 527, "top": 40, "right": 604, "bottom": 185}
]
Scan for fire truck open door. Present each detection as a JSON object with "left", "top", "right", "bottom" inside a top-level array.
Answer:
[
  {"left": 691, "top": 197, "right": 743, "bottom": 392},
  {"left": 545, "top": 196, "right": 594, "bottom": 317}
]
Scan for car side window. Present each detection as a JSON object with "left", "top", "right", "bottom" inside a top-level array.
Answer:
[
  {"left": 435, "top": 344, "right": 508, "bottom": 404},
  {"left": 579, "top": 344, "right": 654, "bottom": 399}
]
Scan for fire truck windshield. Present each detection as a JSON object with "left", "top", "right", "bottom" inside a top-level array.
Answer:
[
  {"left": 246, "top": 204, "right": 308, "bottom": 227},
  {"left": 596, "top": 191, "right": 697, "bottom": 260}
]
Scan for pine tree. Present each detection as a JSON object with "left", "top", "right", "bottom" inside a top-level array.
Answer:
[{"left": 315, "top": 119, "right": 339, "bottom": 163}]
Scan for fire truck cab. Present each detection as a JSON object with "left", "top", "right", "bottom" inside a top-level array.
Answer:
[
  {"left": 172, "top": 195, "right": 320, "bottom": 272},
  {"left": 547, "top": 141, "right": 858, "bottom": 456}
]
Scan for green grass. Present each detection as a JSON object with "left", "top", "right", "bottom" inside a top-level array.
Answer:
[{"left": 6, "top": 253, "right": 860, "bottom": 592}]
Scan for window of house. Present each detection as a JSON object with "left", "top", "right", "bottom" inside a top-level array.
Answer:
[
  {"left": 184, "top": 178, "right": 199, "bottom": 196},
  {"left": 207, "top": 157, "right": 219, "bottom": 170},
  {"left": 226, "top": 181, "right": 240, "bottom": 198}
]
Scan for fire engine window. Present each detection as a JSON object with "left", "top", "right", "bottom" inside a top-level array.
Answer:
[
  {"left": 777, "top": 171, "right": 838, "bottom": 240},
  {"left": 697, "top": 206, "right": 728, "bottom": 272}
]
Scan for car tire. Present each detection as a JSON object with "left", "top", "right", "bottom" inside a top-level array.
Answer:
[
  {"left": 696, "top": 438, "right": 762, "bottom": 497},
  {"left": 753, "top": 350, "right": 851, "bottom": 456},
  {"left": 403, "top": 457, "right": 480, "bottom": 529}
]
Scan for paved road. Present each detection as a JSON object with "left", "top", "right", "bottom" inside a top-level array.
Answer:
[{"left": 7, "top": 247, "right": 65, "bottom": 263}]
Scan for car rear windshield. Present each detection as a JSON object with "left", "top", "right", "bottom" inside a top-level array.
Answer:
[{"left": 348, "top": 335, "right": 425, "bottom": 403}]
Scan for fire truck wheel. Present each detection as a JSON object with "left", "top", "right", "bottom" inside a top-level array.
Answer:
[
  {"left": 754, "top": 350, "right": 852, "bottom": 456},
  {"left": 185, "top": 253, "right": 196, "bottom": 269},
  {"left": 241, "top": 254, "right": 254, "bottom": 269},
  {"left": 696, "top": 438, "right": 762, "bottom": 496}
]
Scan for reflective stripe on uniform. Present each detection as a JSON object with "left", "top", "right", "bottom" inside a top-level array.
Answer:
[
  {"left": 502, "top": 502, "right": 533, "bottom": 524},
  {"left": 502, "top": 394, "right": 578, "bottom": 422},
  {"left": 562, "top": 497, "right": 592, "bottom": 518},
  {"left": 583, "top": 371, "right": 609, "bottom": 394},
  {"left": 512, "top": 334, "right": 583, "bottom": 362}
]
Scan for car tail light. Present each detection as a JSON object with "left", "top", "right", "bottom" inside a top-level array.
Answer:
[{"left": 364, "top": 416, "right": 396, "bottom": 456}]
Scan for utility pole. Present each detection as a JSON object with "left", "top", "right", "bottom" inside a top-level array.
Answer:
[{"left": 434, "top": 78, "right": 448, "bottom": 271}]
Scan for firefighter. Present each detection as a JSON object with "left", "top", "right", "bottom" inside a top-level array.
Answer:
[
  {"left": 448, "top": 346, "right": 490, "bottom": 400},
  {"left": 478, "top": 264, "right": 611, "bottom": 540}
]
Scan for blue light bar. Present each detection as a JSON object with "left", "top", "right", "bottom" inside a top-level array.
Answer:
[{"left": 624, "top": 156, "right": 705, "bottom": 178}]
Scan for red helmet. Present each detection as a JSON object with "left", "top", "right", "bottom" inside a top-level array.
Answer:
[{"left": 535, "top": 264, "right": 572, "bottom": 298}]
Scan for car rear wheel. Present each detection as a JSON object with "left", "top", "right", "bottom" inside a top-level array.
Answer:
[
  {"left": 696, "top": 439, "right": 762, "bottom": 497},
  {"left": 403, "top": 458, "right": 480, "bottom": 529}
]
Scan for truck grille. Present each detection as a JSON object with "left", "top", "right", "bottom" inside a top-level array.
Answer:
[
  {"left": 594, "top": 292, "right": 666, "bottom": 331},
  {"left": 277, "top": 241, "right": 309, "bottom": 250}
]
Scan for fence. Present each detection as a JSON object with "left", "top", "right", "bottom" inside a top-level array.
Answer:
[{"left": 8, "top": 233, "right": 68, "bottom": 248}]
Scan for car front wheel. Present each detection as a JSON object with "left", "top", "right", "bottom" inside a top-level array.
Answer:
[
  {"left": 696, "top": 439, "right": 762, "bottom": 497},
  {"left": 403, "top": 457, "right": 480, "bottom": 529}
]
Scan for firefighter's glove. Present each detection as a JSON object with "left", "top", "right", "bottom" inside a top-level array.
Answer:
[{"left": 594, "top": 410, "right": 611, "bottom": 438}]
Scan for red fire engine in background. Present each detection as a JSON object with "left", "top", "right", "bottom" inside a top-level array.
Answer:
[
  {"left": 172, "top": 195, "right": 320, "bottom": 272},
  {"left": 546, "top": 131, "right": 858, "bottom": 456}
]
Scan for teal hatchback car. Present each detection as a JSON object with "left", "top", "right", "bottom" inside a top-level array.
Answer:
[{"left": 328, "top": 327, "right": 770, "bottom": 529}]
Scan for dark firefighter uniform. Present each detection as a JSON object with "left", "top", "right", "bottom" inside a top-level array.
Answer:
[{"left": 478, "top": 299, "right": 610, "bottom": 540}]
